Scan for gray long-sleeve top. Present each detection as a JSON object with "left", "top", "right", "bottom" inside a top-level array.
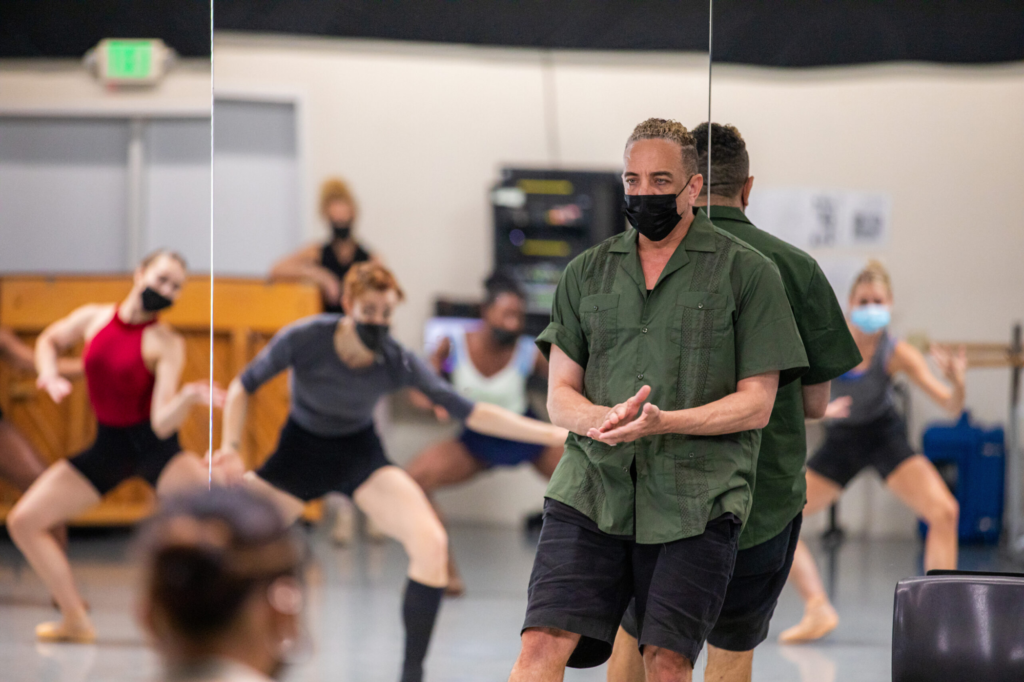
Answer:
[{"left": 240, "top": 315, "right": 475, "bottom": 437}]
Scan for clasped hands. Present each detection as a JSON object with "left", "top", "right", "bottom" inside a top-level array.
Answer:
[{"left": 586, "top": 385, "right": 665, "bottom": 446}]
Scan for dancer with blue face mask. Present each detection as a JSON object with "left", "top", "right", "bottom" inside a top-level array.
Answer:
[{"left": 779, "top": 260, "right": 967, "bottom": 644}]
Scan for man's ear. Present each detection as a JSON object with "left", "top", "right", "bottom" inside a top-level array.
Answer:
[
  {"left": 741, "top": 176, "right": 754, "bottom": 210},
  {"left": 689, "top": 173, "right": 705, "bottom": 205}
]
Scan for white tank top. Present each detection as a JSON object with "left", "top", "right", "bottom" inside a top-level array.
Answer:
[{"left": 449, "top": 328, "right": 536, "bottom": 415}]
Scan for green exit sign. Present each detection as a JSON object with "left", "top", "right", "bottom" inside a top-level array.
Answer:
[
  {"left": 91, "top": 38, "right": 170, "bottom": 85},
  {"left": 106, "top": 40, "right": 154, "bottom": 79}
]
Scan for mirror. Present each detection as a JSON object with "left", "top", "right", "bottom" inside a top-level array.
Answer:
[
  {"left": 707, "top": 5, "right": 1024, "bottom": 680},
  {"left": 0, "top": 7, "right": 213, "bottom": 676}
]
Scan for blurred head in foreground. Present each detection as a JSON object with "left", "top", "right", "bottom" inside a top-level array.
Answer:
[{"left": 137, "top": 487, "right": 306, "bottom": 681}]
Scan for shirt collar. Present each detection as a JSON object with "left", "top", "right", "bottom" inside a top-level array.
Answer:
[
  {"left": 706, "top": 204, "right": 752, "bottom": 225},
  {"left": 608, "top": 208, "right": 719, "bottom": 290}
]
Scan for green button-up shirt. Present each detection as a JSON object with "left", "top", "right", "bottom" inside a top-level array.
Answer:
[
  {"left": 537, "top": 209, "right": 809, "bottom": 544},
  {"left": 709, "top": 206, "right": 862, "bottom": 549}
]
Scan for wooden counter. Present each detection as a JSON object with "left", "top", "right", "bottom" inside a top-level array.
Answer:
[{"left": 0, "top": 275, "right": 321, "bottom": 525}]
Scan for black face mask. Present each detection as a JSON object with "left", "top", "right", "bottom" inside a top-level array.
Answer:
[
  {"left": 140, "top": 287, "right": 173, "bottom": 312},
  {"left": 331, "top": 221, "right": 352, "bottom": 241},
  {"left": 355, "top": 323, "right": 389, "bottom": 352},
  {"left": 491, "top": 327, "right": 520, "bottom": 347},
  {"left": 623, "top": 178, "right": 692, "bottom": 242}
]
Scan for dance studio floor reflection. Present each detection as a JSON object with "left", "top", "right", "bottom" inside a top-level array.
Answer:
[{"left": 0, "top": 525, "right": 1017, "bottom": 682}]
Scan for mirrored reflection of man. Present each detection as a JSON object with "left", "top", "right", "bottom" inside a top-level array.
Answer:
[
  {"left": 607, "top": 123, "right": 862, "bottom": 682},
  {"left": 507, "top": 119, "right": 808, "bottom": 682}
]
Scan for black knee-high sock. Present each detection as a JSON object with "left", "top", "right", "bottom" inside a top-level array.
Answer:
[{"left": 401, "top": 578, "right": 445, "bottom": 682}]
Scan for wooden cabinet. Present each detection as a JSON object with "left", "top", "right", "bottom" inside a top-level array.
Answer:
[{"left": 0, "top": 275, "right": 321, "bottom": 525}]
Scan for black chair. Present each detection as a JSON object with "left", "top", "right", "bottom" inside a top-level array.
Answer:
[{"left": 892, "top": 571, "right": 1024, "bottom": 682}]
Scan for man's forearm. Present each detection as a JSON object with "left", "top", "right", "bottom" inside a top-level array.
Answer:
[
  {"left": 548, "top": 385, "right": 608, "bottom": 436},
  {"left": 660, "top": 390, "right": 772, "bottom": 436}
]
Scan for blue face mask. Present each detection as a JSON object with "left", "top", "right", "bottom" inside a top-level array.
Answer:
[{"left": 850, "top": 304, "right": 890, "bottom": 334}]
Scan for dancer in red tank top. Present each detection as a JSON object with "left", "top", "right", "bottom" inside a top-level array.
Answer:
[{"left": 7, "top": 250, "right": 224, "bottom": 643}]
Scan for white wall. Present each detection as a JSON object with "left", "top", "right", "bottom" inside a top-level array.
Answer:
[
  {"left": 213, "top": 34, "right": 1024, "bottom": 534},
  {"left": 0, "top": 59, "right": 212, "bottom": 273}
]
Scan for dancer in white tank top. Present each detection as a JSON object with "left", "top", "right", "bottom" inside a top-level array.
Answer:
[{"left": 406, "top": 274, "right": 564, "bottom": 596}]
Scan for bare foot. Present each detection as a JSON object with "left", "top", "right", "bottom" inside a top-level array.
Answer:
[
  {"left": 779, "top": 594, "right": 839, "bottom": 643},
  {"left": 36, "top": 619, "right": 96, "bottom": 643}
]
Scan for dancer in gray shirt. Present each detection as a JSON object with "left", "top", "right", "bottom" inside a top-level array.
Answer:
[{"left": 215, "top": 262, "right": 567, "bottom": 682}]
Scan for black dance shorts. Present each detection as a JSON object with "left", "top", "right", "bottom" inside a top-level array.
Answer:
[
  {"left": 622, "top": 513, "right": 802, "bottom": 652},
  {"left": 807, "top": 409, "right": 916, "bottom": 487},
  {"left": 68, "top": 422, "right": 182, "bottom": 495},
  {"left": 256, "top": 418, "right": 392, "bottom": 501},
  {"left": 522, "top": 499, "right": 741, "bottom": 668}
]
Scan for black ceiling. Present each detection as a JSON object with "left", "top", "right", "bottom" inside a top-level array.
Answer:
[{"left": 3, "top": 1, "right": 1023, "bottom": 67}]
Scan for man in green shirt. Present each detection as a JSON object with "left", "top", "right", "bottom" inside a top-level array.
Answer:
[
  {"left": 507, "top": 119, "right": 808, "bottom": 682},
  {"left": 609, "top": 123, "right": 862, "bottom": 682}
]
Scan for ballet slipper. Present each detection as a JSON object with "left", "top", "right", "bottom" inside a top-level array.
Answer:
[
  {"left": 778, "top": 594, "right": 839, "bottom": 644},
  {"left": 35, "top": 619, "right": 96, "bottom": 644}
]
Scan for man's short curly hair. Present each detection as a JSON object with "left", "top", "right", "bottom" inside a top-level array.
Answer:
[
  {"left": 626, "top": 118, "right": 699, "bottom": 176},
  {"left": 692, "top": 122, "right": 749, "bottom": 199}
]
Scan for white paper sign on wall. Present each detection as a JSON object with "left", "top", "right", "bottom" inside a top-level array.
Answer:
[{"left": 745, "top": 188, "right": 892, "bottom": 250}]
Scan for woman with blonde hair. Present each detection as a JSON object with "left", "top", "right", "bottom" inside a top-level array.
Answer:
[
  {"left": 780, "top": 260, "right": 966, "bottom": 643},
  {"left": 8, "top": 250, "right": 223, "bottom": 643},
  {"left": 270, "top": 177, "right": 375, "bottom": 314}
]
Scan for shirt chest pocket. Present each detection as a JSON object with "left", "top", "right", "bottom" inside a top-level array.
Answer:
[
  {"left": 672, "top": 292, "right": 729, "bottom": 349},
  {"left": 580, "top": 293, "right": 620, "bottom": 354}
]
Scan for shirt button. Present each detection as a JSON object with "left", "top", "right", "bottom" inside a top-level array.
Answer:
[
  {"left": 689, "top": 452, "right": 695, "bottom": 458},
  {"left": 642, "top": 327, "right": 648, "bottom": 334},
  {"left": 637, "top": 373, "right": 644, "bottom": 380},
  {"left": 593, "top": 304, "right": 599, "bottom": 311},
  {"left": 697, "top": 303, "right": 704, "bottom": 309}
]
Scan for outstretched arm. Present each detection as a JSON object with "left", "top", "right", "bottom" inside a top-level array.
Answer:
[
  {"left": 890, "top": 341, "right": 966, "bottom": 416},
  {"left": 407, "top": 344, "right": 567, "bottom": 444},
  {"left": 465, "top": 403, "right": 567, "bottom": 446}
]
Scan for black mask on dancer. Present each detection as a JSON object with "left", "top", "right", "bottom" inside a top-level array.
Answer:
[
  {"left": 491, "top": 327, "right": 520, "bottom": 347},
  {"left": 141, "top": 287, "right": 173, "bottom": 312},
  {"left": 355, "top": 323, "right": 389, "bottom": 352},
  {"left": 331, "top": 221, "right": 352, "bottom": 241},
  {"left": 623, "top": 177, "right": 692, "bottom": 242}
]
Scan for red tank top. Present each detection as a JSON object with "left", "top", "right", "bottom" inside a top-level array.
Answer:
[{"left": 83, "top": 309, "right": 157, "bottom": 427}]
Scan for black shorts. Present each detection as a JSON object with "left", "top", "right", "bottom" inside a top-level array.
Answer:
[
  {"left": 622, "top": 513, "right": 802, "bottom": 652},
  {"left": 256, "top": 418, "right": 392, "bottom": 501},
  {"left": 522, "top": 499, "right": 741, "bottom": 668},
  {"left": 807, "top": 409, "right": 915, "bottom": 487},
  {"left": 68, "top": 422, "right": 182, "bottom": 495}
]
